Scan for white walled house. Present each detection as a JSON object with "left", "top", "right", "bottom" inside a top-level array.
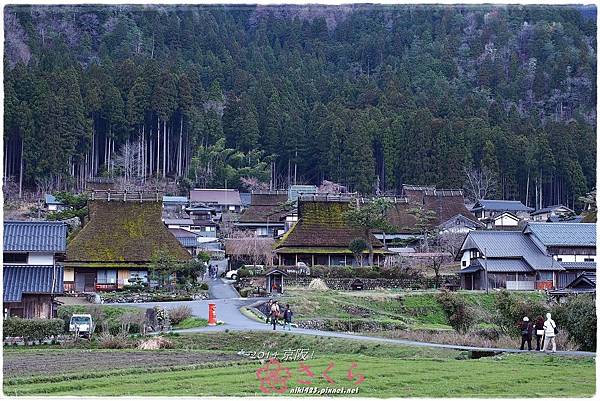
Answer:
[
  {"left": 471, "top": 199, "right": 533, "bottom": 228},
  {"left": 530, "top": 205, "right": 575, "bottom": 222},
  {"left": 458, "top": 222, "right": 596, "bottom": 291},
  {"left": 3, "top": 221, "right": 67, "bottom": 318}
]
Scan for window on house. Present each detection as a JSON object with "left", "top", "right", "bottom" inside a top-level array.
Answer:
[
  {"left": 462, "top": 261, "right": 467, "bottom": 267},
  {"left": 97, "top": 270, "right": 117, "bottom": 284},
  {"left": 129, "top": 271, "right": 148, "bottom": 283},
  {"left": 228, "top": 206, "right": 236, "bottom": 211},
  {"left": 584, "top": 257, "right": 595, "bottom": 262},
  {"left": 3, "top": 253, "right": 28, "bottom": 263},
  {"left": 537, "top": 271, "right": 553, "bottom": 281},
  {"left": 556, "top": 258, "right": 562, "bottom": 262}
]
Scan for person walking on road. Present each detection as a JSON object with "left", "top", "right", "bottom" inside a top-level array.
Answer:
[
  {"left": 270, "top": 300, "right": 280, "bottom": 330},
  {"left": 533, "top": 315, "right": 545, "bottom": 351},
  {"left": 518, "top": 316, "right": 533, "bottom": 351},
  {"left": 542, "top": 312, "right": 557, "bottom": 353},
  {"left": 283, "top": 304, "right": 293, "bottom": 331},
  {"left": 265, "top": 299, "right": 273, "bottom": 324}
]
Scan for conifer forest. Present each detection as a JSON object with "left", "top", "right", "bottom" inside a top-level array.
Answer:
[{"left": 3, "top": 5, "right": 597, "bottom": 209}]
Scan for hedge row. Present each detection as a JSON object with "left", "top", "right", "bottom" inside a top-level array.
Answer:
[{"left": 3, "top": 318, "right": 64, "bottom": 342}]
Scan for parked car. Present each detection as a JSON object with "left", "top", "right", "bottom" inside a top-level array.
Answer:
[
  {"left": 69, "top": 314, "right": 93, "bottom": 338},
  {"left": 224, "top": 269, "right": 238, "bottom": 280}
]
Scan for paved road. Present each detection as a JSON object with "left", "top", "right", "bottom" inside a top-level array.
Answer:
[
  {"left": 204, "top": 259, "right": 240, "bottom": 299},
  {"left": 122, "top": 298, "right": 595, "bottom": 358},
  {"left": 121, "top": 263, "right": 595, "bottom": 358}
]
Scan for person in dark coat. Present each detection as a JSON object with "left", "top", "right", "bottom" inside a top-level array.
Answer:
[
  {"left": 265, "top": 299, "right": 273, "bottom": 324},
  {"left": 283, "top": 304, "right": 293, "bottom": 331},
  {"left": 533, "top": 315, "right": 545, "bottom": 351},
  {"left": 519, "top": 316, "right": 533, "bottom": 351}
]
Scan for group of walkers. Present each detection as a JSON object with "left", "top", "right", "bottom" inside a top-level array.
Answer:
[
  {"left": 265, "top": 299, "right": 293, "bottom": 331},
  {"left": 207, "top": 264, "right": 219, "bottom": 280},
  {"left": 518, "top": 313, "right": 558, "bottom": 352}
]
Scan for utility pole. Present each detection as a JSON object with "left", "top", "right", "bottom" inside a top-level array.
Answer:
[{"left": 484, "top": 247, "right": 489, "bottom": 294}]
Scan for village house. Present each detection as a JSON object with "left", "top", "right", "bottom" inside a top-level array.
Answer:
[
  {"left": 3, "top": 221, "right": 67, "bottom": 318},
  {"left": 470, "top": 199, "right": 534, "bottom": 228},
  {"left": 44, "top": 194, "right": 67, "bottom": 212},
  {"left": 524, "top": 222, "right": 596, "bottom": 288},
  {"left": 235, "top": 191, "right": 291, "bottom": 237},
  {"left": 457, "top": 222, "right": 596, "bottom": 291},
  {"left": 530, "top": 204, "right": 575, "bottom": 222},
  {"left": 189, "top": 188, "right": 243, "bottom": 213},
  {"left": 163, "top": 218, "right": 194, "bottom": 231},
  {"left": 65, "top": 191, "right": 191, "bottom": 292},
  {"left": 162, "top": 195, "right": 189, "bottom": 216},
  {"left": 274, "top": 196, "right": 389, "bottom": 266},
  {"left": 185, "top": 203, "right": 219, "bottom": 237},
  {"left": 381, "top": 185, "right": 480, "bottom": 246},
  {"left": 550, "top": 272, "right": 596, "bottom": 302}
]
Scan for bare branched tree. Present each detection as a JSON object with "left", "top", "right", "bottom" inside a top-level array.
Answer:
[
  {"left": 225, "top": 230, "right": 275, "bottom": 266},
  {"left": 240, "top": 176, "right": 269, "bottom": 191},
  {"left": 463, "top": 166, "right": 497, "bottom": 202},
  {"left": 438, "top": 231, "right": 468, "bottom": 260}
]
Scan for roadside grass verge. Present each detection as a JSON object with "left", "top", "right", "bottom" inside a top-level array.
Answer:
[{"left": 172, "top": 317, "right": 208, "bottom": 330}]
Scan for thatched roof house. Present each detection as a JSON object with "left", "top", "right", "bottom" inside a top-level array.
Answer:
[
  {"left": 274, "top": 200, "right": 387, "bottom": 266},
  {"left": 66, "top": 196, "right": 190, "bottom": 292}
]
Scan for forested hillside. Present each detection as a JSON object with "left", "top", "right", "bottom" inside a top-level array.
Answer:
[{"left": 3, "top": 5, "right": 596, "bottom": 209}]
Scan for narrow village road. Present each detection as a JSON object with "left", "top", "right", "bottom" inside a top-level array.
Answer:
[{"left": 118, "top": 258, "right": 595, "bottom": 358}]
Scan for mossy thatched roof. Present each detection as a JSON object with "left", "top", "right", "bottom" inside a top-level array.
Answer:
[
  {"left": 275, "top": 200, "right": 384, "bottom": 249},
  {"left": 67, "top": 200, "right": 191, "bottom": 264}
]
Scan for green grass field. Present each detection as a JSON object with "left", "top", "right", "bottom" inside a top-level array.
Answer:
[
  {"left": 279, "top": 289, "right": 547, "bottom": 330},
  {"left": 3, "top": 332, "right": 595, "bottom": 397}
]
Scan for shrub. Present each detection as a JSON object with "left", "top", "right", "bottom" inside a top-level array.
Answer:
[
  {"left": 552, "top": 295, "right": 596, "bottom": 351},
  {"left": 494, "top": 290, "right": 548, "bottom": 336},
  {"left": 3, "top": 318, "right": 64, "bottom": 343},
  {"left": 168, "top": 305, "right": 192, "bottom": 325},
  {"left": 239, "top": 287, "right": 254, "bottom": 297},
  {"left": 436, "top": 291, "right": 474, "bottom": 334},
  {"left": 199, "top": 282, "right": 209, "bottom": 290},
  {"left": 98, "top": 333, "right": 131, "bottom": 349}
]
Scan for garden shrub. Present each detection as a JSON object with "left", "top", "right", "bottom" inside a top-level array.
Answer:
[
  {"left": 3, "top": 318, "right": 64, "bottom": 343},
  {"left": 199, "top": 282, "right": 209, "bottom": 290},
  {"left": 494, "top": 290, "right": 548, "bottom": 336},
  {"left": 239, "top": 287, "right": 254, "bottom": 297},
  {"left": 552, "top": 295, "right": 596, "bottom": 351},
  {"left": 167, "top": 305, "right": 192, "bottom": 325},
  {"left": 435, "top": 291, "right": 474, "bottom": 334}
]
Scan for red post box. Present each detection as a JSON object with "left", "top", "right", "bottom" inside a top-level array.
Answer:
[{"left": 208, "top": 303, "right": 217, "bottom": 326}]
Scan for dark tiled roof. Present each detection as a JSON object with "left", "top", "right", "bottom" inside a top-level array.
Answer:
[
  {"left": 162, "top": 196, "right": 188, "bottom": 205},
  {"left": 471, "top": 199, "right": 534, "bottom": 212},
  {"left": 560, "top": 262, "right": 596, "bottom": 271},
  {"left": 461, "top": 231, "right": 562, "bottom": 271},
  {"left": 44, "top": 194, "right": 64, "bottom": 205},
  {"left": 67, "top": 201, "right": 191, "bottom": 263},
  {"left": 176, "top": 237, "right": 199, "bottom": 248},
  {"left": 238, "top": 193, "right": 291, "bottom": 224},
  {"left": 566, "top": 272, "right": 596, "bottom": 288},
  {"left": 4, "top": 221, "right": 67, "bottom": 252},
  {"left": 189, "top": 189, "right": 242, "bottom": 205},
  {"left": 3, "top": 265, "right": 64, "bottom": 302},
  {"left": 240, "top": 192, "right": 252, "bottom": 207},
  {"left": 547, "top": 215, "right": 583, "bottom": 223},
  {"left": 275, "top": 200, "right": 384, "bottom": 249},
  {"left": 530, "top": 205, "right": 573, "bottom": 216},
  {"left": 470, "top": 258, "right": 533, "bottom": 273},
  {"left": 524, "top": 223, "right": 596, "bottom": 247},
  {"left": 168, "top": 228, "right": 198, "bottom": 238}
]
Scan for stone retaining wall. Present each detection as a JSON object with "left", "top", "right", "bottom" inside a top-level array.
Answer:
[{"left": 239, "top": 275, "right": 459, "bottom": 291}]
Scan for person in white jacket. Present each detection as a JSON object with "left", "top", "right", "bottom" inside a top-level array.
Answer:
[{"left": 542, "top": 312, "right": 557, "bottom": 353}]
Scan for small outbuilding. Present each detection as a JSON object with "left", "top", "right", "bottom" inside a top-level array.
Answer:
[{"left": 265, "top": 268, "right": 288, "bottom": 294}]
